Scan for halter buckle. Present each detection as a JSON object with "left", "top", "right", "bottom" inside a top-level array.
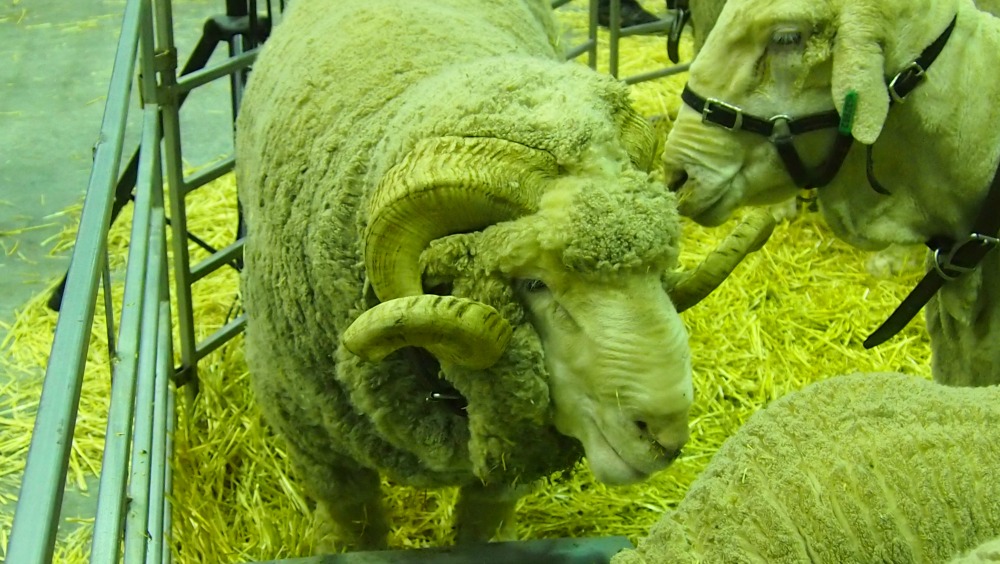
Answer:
[
  {"left": 701, "top": 98, "right": 744, "bottom": 131},
  {"left": 768, "top": 115, "right": 794, "bottom": 143},
  {"left": 933, "top": 233, "right": 1000, "bottom": 281},
  {"left": 888, "top": 61, "right": 927, "bottom": 103}
]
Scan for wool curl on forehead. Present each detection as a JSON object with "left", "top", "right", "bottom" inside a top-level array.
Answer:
[
  {"left": 495, "top": 169, "right": 683, "bottom": 278},
  {"left": 549, "top": 174, "right": 681, "bottom": 276}
]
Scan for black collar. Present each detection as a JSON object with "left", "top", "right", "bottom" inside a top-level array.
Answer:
[{"left": 863, "top": 175, "right": 1000, "bottom": 348}]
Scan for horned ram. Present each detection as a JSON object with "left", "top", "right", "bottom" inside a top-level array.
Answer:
[{"left": 235, "top": 0, "right": 772, "bottom": 550}]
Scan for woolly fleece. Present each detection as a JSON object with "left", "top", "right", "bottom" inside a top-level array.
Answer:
[
  {"left": 613, "top": 372, "right": 1000, "bottom": 563},
  {"left": 236, "top": 0, "right": 682, "bottom": 499}
]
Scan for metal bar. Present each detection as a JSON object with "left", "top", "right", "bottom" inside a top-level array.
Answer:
[
  {"left": 101, "top": 247, "right": 117, "bottom": 374},
  {"left": 565, "top": 40, "right": 595, "bottom": 61},
  {"left": 155, "top": 0, "right": 199, "bottom": 390},
  {"left": 158, "top": 206, "right": 176, "bottom": 564},
  {"left": 88, "top": 0, "right": 161, "bottom": 556},
  {"left": 609, "top": 0, "right": 621, "bottom": 77},
  {"left": 146, "top": 300, "right": 173, "bottom": 564},
  {"left": 4, "top": 0, "right": 143, "bottom": 558},
  {"left": 190, "top": 238, "right": 244, "bottom": 283},
  {"left": 195, "top": 314, "right": 247, "bottom": 361},
  {"left": 182, "top": 155, "right": 235, "bottom": 196},
  {"left": 89, "top": 108, "right": 161, "bottom": 564},
  {"left": 588, "top": 0, "right": 598, "bottom": 69},
  {"left": 174, "top": 49, "right": 258, "bottom": 94},
  {"left": 162, "top": 380, "right": 177, "bottom": 564},
  {"left": 123, "top": 212, "right": 165, "bottom": 562},
  {"left": 624, "top": 62, "right": 691, "bottom": 85},
  {"left": 619, "top": 19, "right": 671, "bottom": 37}
]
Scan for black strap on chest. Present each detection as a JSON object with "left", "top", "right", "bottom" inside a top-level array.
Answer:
[
  {"left": 666, "top": 0, "right": 690, "bottom": 63},
  {"left": 863, "top": 170, "right": 1000, "bottom": 348}
]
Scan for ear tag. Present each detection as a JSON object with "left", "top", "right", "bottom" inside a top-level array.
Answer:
[{"left": 838, "top": 90, "right": 858, "bottom": 136}]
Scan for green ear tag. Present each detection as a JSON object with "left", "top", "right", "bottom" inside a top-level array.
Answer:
[{"left": 838, "top": 90, "right": 858, "bottom": 135}]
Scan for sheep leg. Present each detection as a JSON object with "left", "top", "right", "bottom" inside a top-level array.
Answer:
[
  {"left": 287, "top": 447, "right": 390, "bottom": 552},
  {"left": 453, "top": 482, "right": 523, "bottom": 544}
]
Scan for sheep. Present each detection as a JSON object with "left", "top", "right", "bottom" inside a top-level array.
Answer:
[
  {"left": 687, "top": 0, "right": 999, "bottom": 52},
  {"left": 611, "top": 372, "right": 1000, "bottom": 563},
  {"left": 658, "top": 0, "right": 1000, "bottom": 387},
  {"left": 234, "top": 0, "right": 774, "bottom": 550},
  {"left": 951, "top": 538, "right": 1000, "bottom": 563}
]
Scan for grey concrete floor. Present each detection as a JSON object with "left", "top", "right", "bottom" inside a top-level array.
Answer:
[{"left": 0, "top": 0, "right": 244, "bottom": 554}]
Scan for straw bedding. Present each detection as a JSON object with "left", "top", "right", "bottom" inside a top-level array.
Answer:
[{"left": 0, "top": 3, "right": 932, "bottom": 562}]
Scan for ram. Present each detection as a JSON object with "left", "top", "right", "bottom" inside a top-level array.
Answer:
[
  {"left": 659, "top": 0, "right": 1000, "bottom": 387},
  {"left": 235, "top": 0, "right": 772, "bottom": 550},
  {"left": 612, "top": 372, "right": 1000, "bottom": 563},
  {"left": 685, "top": 0, "right": 999, "bottom": 52}
]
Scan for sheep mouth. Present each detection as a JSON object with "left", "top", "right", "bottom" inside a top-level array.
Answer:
[
  {"left": 677, "top": 182, "right": 739, "bottom": 227},
  {"left": 583, "top": 423, "right": 675, "bottom": 486}
]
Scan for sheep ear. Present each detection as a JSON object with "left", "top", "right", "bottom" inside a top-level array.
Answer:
[{"left": 830, "top": 16, "right": 889, "bottom": 145}]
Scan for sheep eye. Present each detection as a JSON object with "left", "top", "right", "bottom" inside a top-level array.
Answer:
[
  {"left": 522, "top": 279, "right": 547, "bottom": 292},
  {"left": 771, "top": 30, "right": 803, "bottom": 47}
]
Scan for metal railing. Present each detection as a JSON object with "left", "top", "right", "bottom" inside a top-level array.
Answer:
[{"left": 4, "top": 0, "right": 690, "bottom": 562}]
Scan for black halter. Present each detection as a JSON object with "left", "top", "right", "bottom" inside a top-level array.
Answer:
[
  {"left": 679, "top": 15, "right": 958, "bottom": 190},
  {"left": 679, "top": 15, "right": 1000, "bottom": 346},
  {"left": 666, "top": 0, "right": 690, "bottom": 63},
  {"left": 680, "top": 87, "right": 850, "bottom": 188}
]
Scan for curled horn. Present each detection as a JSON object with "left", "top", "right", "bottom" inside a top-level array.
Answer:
[
  {"left": 343, "top": 136, "right": 558, "bottom": 368},
  {"left": 668, "top": 209, "right": 776, "bottom": 312},
  {"left": 617, "top": 107, "right": 659, "bottom": 172},
  {"left": 343, "top": 295, "right": 513, "bottom": 370}
]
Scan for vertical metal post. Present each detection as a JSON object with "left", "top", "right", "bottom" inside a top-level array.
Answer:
[
  {"left": 146, "top": 300, "right": 174, "bottom": 563},
  {"left": 154, "top": 0, "right": 200, "bottom": 393},
  {"left": 88, "top": 0, "right": 160, "bottom": 559},
  {"left": 4, "top": 0, "right": 142, "bottom": 559},
  {"left": 588, "top": 0, "right": 599, "bottom": 69},
  {"left": 609, "top": 0, "right": 621, "bottom": 77},
  {"left": 122, "top": 212, "right": 165, "bottom": 562}
]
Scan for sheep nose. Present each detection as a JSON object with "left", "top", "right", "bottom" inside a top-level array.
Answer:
[
  {"left": 668, "top": 169, "right": 689, "bottom": 192},
  {"left": 635, "top": 415, "right": 689, "bottom": 459}
]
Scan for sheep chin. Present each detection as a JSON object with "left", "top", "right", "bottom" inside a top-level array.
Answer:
[{"left": 579, "top": 430, "right": 653, "bottom": 486}]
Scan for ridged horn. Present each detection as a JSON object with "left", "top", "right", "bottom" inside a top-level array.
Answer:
[
  {"left": 342, "top": 295, "right": 513, "bottom": 370},
  {"left": 669, "top": 209, "right": 777, "bottom": 312},
  {"left": 617, "top": 108, "right": 658, "bottom": 172},
  {"left": 364, "top": 136, "right": 559, "bottom": 302}
]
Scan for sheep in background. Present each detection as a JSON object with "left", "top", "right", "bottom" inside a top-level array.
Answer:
[
  {"left": 236, "top": 0, "right": 773, "bottom": 550},
  {"left": 658, "top": 0, "right": 1000, "bottom": 387},
  {"left": 951, "top": 538, "right": 1000, "bottom": 563},
  {"left": 686, "top": 0, "right": 999, "bottom": 52},
  {"left": 612, "top": 372, "right": 1000, "bottom": 563}
]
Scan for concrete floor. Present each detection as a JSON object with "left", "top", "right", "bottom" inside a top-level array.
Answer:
[{"left": 0, "top": 0, "right": 243, "bottom": 553}]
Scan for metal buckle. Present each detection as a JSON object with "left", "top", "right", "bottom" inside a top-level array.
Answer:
[
  {"left": 702, "top": 98, "right": 744, "bottom": 131},
  {"left": 427, "top": 391, "right": 463, "bottom": 402},
  {"left": 768, "top": 114, "right": 794, "bottom": 142},
  {"left": 933, "top": 233, "right": 1000, "bottom": 281},
  {"left": 888, "top": 61, "right": 927, "bottom": 103},
  {"left": 668, "top": 8, "right": 688, "bottom": 42}
]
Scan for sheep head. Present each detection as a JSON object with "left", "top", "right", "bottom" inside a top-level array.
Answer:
[
  {"left": 342, "top": 132, "right": 773, "bottom": 484},
  {"left": 662, "top": 0, "right": 957, "bottom": 226}
]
